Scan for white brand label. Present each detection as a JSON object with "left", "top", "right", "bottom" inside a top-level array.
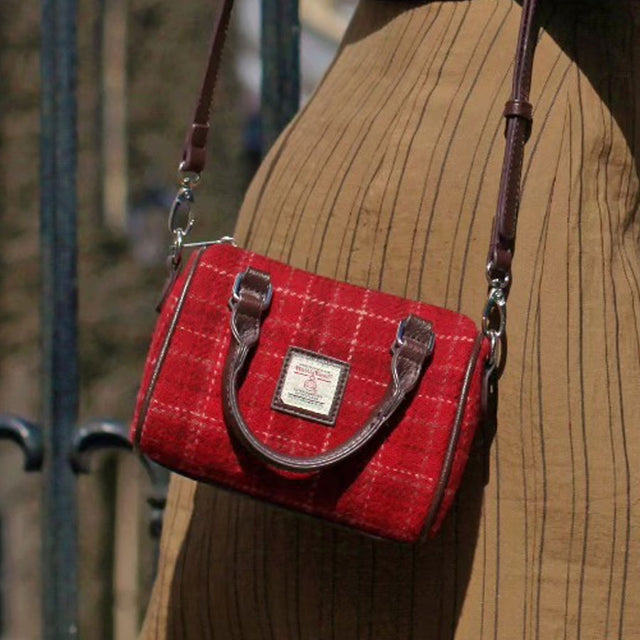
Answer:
[{"left": 272, "top": 348, "right": 350, "bottom": 425}]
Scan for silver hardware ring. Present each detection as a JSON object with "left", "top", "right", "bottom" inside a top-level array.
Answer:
[
  {"left": 230, "top": 271, "right": 274, "bottom": 310},
  {"left": 485, "top": 260, "right": 511, "bottom": 292},
  {"left": 482, "top": 287, "right": 507, "bottom": 339},
  {"left": 177, "top": 164, "right": 202, "bottom": 188}
]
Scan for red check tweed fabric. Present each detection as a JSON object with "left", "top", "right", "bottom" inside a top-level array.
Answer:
[{"left": 132, "top": 244, "right": 488, "bottom": 542}]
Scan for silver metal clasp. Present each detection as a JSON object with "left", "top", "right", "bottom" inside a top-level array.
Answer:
[
  {"left": 482, "top": 287, "right": 506, "bottom": 337},
  {"left": 183, "top": 236, "right": 237, "bottom": 250},
  {"left": 166, "top": 169, "right": 201, "bottom": 268},
  {"left": 485, "top": 259, "right": 511, "bottom": 292},
  {"left": 155, "top": 164, "right": 239, "bottom": 311},
  {"left": 168, "top": 187, "right": 195, "bottom": 238},
  {"left": 482, "top": 287, "right": 507, "bottom": 373}
]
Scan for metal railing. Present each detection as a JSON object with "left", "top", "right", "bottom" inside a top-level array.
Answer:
[{"left": 0, "top": 0, "right": 300, "bottom": 637}]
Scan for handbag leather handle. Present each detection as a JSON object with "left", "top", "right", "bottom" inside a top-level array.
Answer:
[{"left": 221, "top": 269, "right": 435, "bottom": 473}]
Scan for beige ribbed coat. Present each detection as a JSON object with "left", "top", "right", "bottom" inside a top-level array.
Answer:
[{"left": 141, "top": 1, "right": 640, "bottom": 638}]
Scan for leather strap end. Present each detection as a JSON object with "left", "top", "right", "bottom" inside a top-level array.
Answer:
[
  {"left": 229, "top": 268, "right": 273, "bottom": 347},
  {"left": 239, "top": 268, "right": 272, "bottom": 298},
  {"left": 181, "top": 123, "right": 210, "bottom": 173},
  {"left": 503, "top": 99, "right": 533, "bottom": 141},
  {"left": 503, "top": 99, "right": 533, "bottom": 121},
  {"left": 397, "top": 315, "right": 435, "bottom": 365}
]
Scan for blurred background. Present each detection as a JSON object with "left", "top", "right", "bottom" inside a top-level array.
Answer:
[{"left": 0, "top": 0, "right": 356, "bottom": 637}]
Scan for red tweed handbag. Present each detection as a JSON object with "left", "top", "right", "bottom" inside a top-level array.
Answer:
[{"left": 131, "top": 0, "right": 540, "bottom": 542}]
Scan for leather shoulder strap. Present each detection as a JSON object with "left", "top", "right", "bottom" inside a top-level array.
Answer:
[
  {"left": 180, "top": 0, "right": 235, "bottom": 174},
  {"left": 180, "top": 0, "right": 540, "bottom": 300},
  {"left": 488, "top": 0, "right": 540, "bottom": 297}
]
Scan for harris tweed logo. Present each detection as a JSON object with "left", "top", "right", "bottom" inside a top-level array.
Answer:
[{"left": 271, "top": 347, "right": 350, "bottom": 426}]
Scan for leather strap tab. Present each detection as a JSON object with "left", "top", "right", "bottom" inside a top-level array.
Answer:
[
  {"left": 222, "top": 275, "right": 435, "bottom": 473},
  {"left": 181, "top": 124, "right": 210, "bottom": 174},
  {"left": 503, "top": 99, "right": 533, "bottom": 141},
  {"left": 503, "top": 99, "right": 533, "bottom": 122},
  {"left": 229, "top": 268, "right": 272, "bottom": 347}
]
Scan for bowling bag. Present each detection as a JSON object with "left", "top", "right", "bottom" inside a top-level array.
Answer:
[{"left": 131, "top": 0, "right": 540, "bottom": 542}]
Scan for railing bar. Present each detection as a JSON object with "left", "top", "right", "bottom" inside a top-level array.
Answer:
[
  {"left": 260, "top": 0, "right": 301, "bottom": 152},
  {"left": 40, "top": 0, "right": 79, "bottom": 637}
]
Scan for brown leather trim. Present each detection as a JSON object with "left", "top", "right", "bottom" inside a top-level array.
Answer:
[
  {"left": 420, "top": 332, "right": 485, "bottom": 539},
  {"left": 222, "top": 273, "right": 436, "bottom": 472},
  {"left": 133, "top": 250, "right": 205, "bottom": 449},
  {"left": 503, "top": 99, "right": 533, "bottom": 122}
]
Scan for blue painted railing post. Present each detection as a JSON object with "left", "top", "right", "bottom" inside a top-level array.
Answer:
[
  {"left": 40, "top": 0, "right": 79, "bottom": 636},
  {"left": 260, "top": 0, "right": 301, "bottom": 151},
  {"left": 22, "top": 1, "right": 304, "bottom": 636}
]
